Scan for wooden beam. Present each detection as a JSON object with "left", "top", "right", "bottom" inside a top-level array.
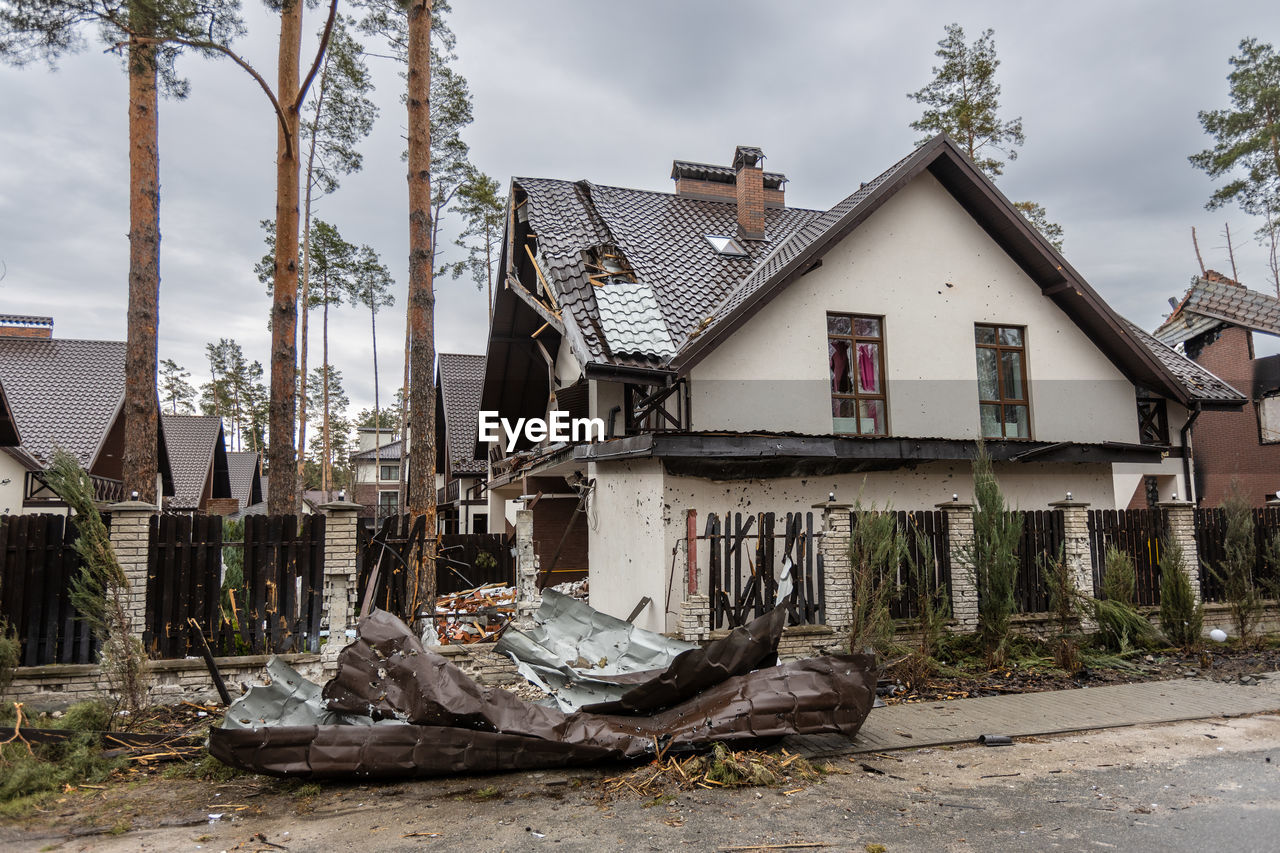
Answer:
[
  {"left": 523, "top": 244, "right": 561, "bottom": 310},
  {"left": 506, "top": 274, "right": 564, "bottom": 335}
]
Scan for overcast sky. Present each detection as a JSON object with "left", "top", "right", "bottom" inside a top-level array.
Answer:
[{"left": 2, "top": 0, "right": 1279, "bottom": 422}]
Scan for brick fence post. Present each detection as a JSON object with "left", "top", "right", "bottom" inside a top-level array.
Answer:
[
  {"left": 107, "top": 500, "right": 157, "bottom": 638},
  {"left": 515, "top": 508, "right": 541, "bottom": 627},
  {"left": 937, "top": 499, "right": 978, "bottom": 632},
  {"left": 318, "top": 500, "right": 362, "bottom": 676},
  {"left": 1158, "top": 500, "right": 1201, "bottom": 605},
  {"left": 814, "top": 501, "right": 853, "bottom": 633},
  {"left": 1048, "top": 498, "right": 1097, "bottom": 631}
]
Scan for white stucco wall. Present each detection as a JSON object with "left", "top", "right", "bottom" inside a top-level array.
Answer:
[
  {"left": 1111, "top": 402, "right": 1192, "bottom": 507},
  {"left": 689, "top": 172, "right": 1139, "bottom": 445},
  {"left": 0, "top": 453, "right": 25, "bottom": 515},
  {"left": 586, "top": 458, "right": 669, "bottom": 632}
]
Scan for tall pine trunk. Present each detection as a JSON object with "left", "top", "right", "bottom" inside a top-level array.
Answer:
[
  {"left": 406, "top": 0, "right": 437, "bottom": 628},
  {"left": 297, "top": 61, "right": 329, "bottom": 488},
  {"left": 121, "top": 11, "right": 161, "bottom": 505},
  {"left": 322, "top": 284, "right": 331, "bottom": 498},
  {"left": 371, "top": 298, "right": 382, "bottom": 508},
  {"left": 268, "top": 0, "right": 303, "bottom": 515}
]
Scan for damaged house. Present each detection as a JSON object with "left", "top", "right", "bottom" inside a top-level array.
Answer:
[
  {"left": 1154, "top": 270, "right": 1280, "bottom": 506},
  {"left": 479, "top": 136, "right": 1243, "bottom": 632}
]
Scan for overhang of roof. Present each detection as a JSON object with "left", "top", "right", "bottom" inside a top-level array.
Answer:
[
  {"left": 670, "top": 134, "right": 1233, "bottom": 409},
  {"left": 0, "top": 378, "right": 19, "bottom": 446},
  {"left": 573, "top": 431, "right": 1166, "bottom": 479}
]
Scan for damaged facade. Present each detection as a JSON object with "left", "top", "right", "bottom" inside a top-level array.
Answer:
[
  {"left": 479, "top": 136, "right": 1244, "bottom": 632},
  {"left": 1155, "top": 270, "right": 1280, "bottom": 506}
]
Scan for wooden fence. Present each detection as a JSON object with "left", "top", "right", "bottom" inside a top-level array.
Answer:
[
  {"left": 145, "top": 513, "right": 224, "bottom": 658},
  {"left": 357, "top": 514, "right": 425, "bottom": 617},
  {"left": 148, "top": 514, "right": 326, "bottom": 657},
  {"left": 703, "top": 511, "right": 824, "bottom": 629},
  {"left": 876, "top": 510, "right": 952, "bottom": 620},
  {"left": 437, "top": 533, "right": 514, "bottom": 593},
  {"left": 0, "top": 514, "right": 97, "bottom": 666},
  {"left": 1088, "top": 508, "right": 1164, "bottom": 606},
  {"left": 1195, "top": 506, "right": 1280, "bottom": 603},
  {"left": 1013, "top": 510, "right": 1065, "bottom": 614}
]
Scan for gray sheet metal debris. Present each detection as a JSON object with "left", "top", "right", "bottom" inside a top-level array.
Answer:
[
  {"left": 209, "top": 604, "right": 876, "bottom": 780},
  {"left": 496, "top": 589, "right": 698, "bottom": 711}
]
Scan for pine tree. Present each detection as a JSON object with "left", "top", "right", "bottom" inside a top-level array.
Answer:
[
  {"left": 907, "top": 23, "right": 1064, "bottom": 251},
  {"left": 1, "top": 0, "right": 243, "bottom": 502},
  {"left": 349, "top": 244, "right": 396, "bottom": 478},
  {"left": 1189, "top": 38, "right": 1280, "bottom": 293},
  {"left": 159, "top": 358, "right": 195, "bottom": 414},
  {"left": 964, "top": 442, "right": 1023, "bottom": 666},
  {"left": 449, "top": 171, "right": 507, "bottom": 319}
]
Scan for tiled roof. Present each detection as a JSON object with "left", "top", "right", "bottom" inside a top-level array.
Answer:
[
  {"left": 437, "top": 352, "right": 486, "bottom": 476},
  {"left": 351, "top": 438, "right": 403, "bottom": 461},
  {"left": 0, "top": 377, "right": 19, "bottom": 446},
  {"left": 677, "top": 147, "right": 920, "bottom": 357},
  {"left": 595, "top": 283, "right": 676, "bottom": 359},
  {"left": 161, "top": 414, "right": 225, "bottom": 510},
  {"left": 1154, "top": 275, "right": 1280, "bottom": 345},
  {"left": 0, "top": 337, "right": 126, "bottom": 466},
  {"left": 226, "top": 451, "right": 262, "bottom": 509},
  {"left": 670, "top": 159, "right": 787, "bottom": 189},
  {"left": 1123, "top": 320, "right": 1245, "bottom": 403},
  {"left": 515, "top": 177, "right": 822, "bottom": 368}
]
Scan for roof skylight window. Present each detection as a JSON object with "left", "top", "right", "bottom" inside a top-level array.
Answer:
[{"left": 706, "top": 235, "right": 749, "bottom": 258}]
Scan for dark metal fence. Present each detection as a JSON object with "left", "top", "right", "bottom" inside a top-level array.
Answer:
[
  {"left": 1195, "top": 506, "right": 1280, "bottom": 603},
  {"left": 703, "top": 511, "right": 824, "bottom": 629},
  {"left": 1013, "top": 510, "right": 1064, "bottom": 614},
  {"left": 357, "top": 514, "right": 426, "bottom": 617},
  {"left": 0, "top": 514, "right": 98, "bottom": 666},
  {"left": 1088, "top": 509, "right": 1164, "bottom": 606}
]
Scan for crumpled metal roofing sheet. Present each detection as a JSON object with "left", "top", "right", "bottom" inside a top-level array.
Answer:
[
  {"left": 594, "top": 282, "right": 678, "bottom": 360},
  {"left": 209, "top": 606, "right": 876, "bottom": 779}
]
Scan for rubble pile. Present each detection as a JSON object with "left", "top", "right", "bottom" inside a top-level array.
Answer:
[
  {"left": 434, "top": 583, "right": 515, "bottom": 644},
  {"left": 549, "top": 577, "right": 589, "bottom": 600},
  {"left": 600, "top": 743, "right": 826, "bottom": 799}
]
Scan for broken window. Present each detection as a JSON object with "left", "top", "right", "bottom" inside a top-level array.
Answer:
[
  {"left": 1259, "top": 394, "right": 1280, "bottom": 444},
  {"left": 975, "top": 324, "right": 1031, "bottom": 439},
  {"left": 828, "top": 312, "right": 888, "bottom": 436}
]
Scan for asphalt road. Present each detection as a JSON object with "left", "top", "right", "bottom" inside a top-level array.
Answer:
[{"left": 17, "top": 714, "right": 1280, "bottom": 853}]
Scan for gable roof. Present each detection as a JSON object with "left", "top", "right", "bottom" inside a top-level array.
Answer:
[
  {"left": 161, "top": 414, "right": 231, "bottom": 510},
  {"left": 351, "top": 438, "right": 403, "bottom": 462},
  {"left": 436, "top": 352, "right": 486, "bottom": 476},
  {"left": 226, "top": 451, "right": 263, "bottom": 509},
  {"left": 0, "top": 377, "right": 19, "bottom": 446},
  {"left": 1154, "top": 272, "right": 1280, "bottom": 346},
  {"left": 1122, "top": 320, "right": 1244, "bottom": 403},
  {"left": 0, "top": 337, "right": 127, "bottom": 467}
]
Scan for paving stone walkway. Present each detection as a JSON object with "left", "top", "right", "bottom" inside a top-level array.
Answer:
[{"left": 786, "top": 672, "right": 1280, "bottom": 758}]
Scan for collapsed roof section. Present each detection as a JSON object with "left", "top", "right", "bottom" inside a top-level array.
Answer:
[{"left": 1154, "top": 270, "right": 1280, "bottom": 347}]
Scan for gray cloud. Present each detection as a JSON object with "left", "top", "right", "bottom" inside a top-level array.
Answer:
[{"left": 2, "top": 0, "right": 1278, "bottom": 421}]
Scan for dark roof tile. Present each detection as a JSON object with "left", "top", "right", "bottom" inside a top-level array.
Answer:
[
  {"left": 161, "top": 414, "right": 225, "bottom": 510},
  {"left": 437, "top": 353, "right": 486, "bottom": 476}
]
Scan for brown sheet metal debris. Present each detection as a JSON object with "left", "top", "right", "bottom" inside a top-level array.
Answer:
[{"left": 210, "top": 607, "right": 875, "bottom": 780}]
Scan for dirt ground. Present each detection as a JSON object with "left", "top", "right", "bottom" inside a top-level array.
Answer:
[{"left": 4, "top": 714, "right": 1278, "bottom": 853}]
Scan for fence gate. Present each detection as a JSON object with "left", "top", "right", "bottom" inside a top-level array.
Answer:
[
  {"left": 1088, "top": 508, "right": 1163, "bottom": 606},
  {"left": 0, "top": 513, "right": 97, "bottom": 666},
  {"left": 146, "top": 513, "right": 224, "bottom": 658},
  {"left": 357, "top": 514, "right": 426, "bottom": 618},
  {"left": 704, "top": 511, "right": 824, "bottom": 630}
]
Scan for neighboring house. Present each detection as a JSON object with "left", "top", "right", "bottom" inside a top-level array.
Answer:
[
  {"left": 229, "top": 480, "right": 320, "bottom": 521},
  {"left": 226, "top": 451, "right": 264, "bottom": 513},
  {"left": 1154, "top": 270, "right": 1280, "bottom": 506},
  {"left": 350, "top": 428, "right": 403, "bottom": 521},
  {"left": 160, "top": 413, "right": 234, "bottom": 514},
  {"left": 478, "top": 136, "right": 1243, "bottom": 631},
  {"left": 436, "top": 353, "right": 489, "bottom": 534},
  {"left": 0, "top": 318, "right": 174, "bottom": 515}
]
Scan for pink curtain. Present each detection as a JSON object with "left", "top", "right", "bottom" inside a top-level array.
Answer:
[{"left": 857, "top": 343, "right": 876, "bottom": 393}]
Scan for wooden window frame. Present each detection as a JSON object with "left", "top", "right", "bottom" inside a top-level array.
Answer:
[
  {"left": 379, "top": 464, "right": 399, "bottom": 482},
  {"left": 975, "top": 323, "right": 1032, "bottom": 440},
  {"left": 828, "top": 312, "right": 889, "bottom": 437},
  {"left": 1137, "top": 395, "right": 1170, "bottom": 446}
]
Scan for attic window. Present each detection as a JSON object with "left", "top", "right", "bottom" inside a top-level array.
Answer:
[{"left": 706, "top": 235, "right": 748, "bottom": 258}]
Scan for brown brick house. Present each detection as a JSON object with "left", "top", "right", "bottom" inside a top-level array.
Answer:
[{"left": 1155, "top": 271, "right": 1280, "bottom": 506}]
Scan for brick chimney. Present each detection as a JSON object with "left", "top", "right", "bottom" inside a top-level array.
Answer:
[
  {"left": 0, "top": 315, "right": 53, "bottom": 338},
  {"left": 733, "top": 146, "right": 766, "bottom": 240},
  {"left": 670, "top": 150, "right": 786, "bottom": 216}
]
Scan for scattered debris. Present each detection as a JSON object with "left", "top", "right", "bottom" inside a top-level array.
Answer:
[
  {"left": 210, "top": 601, "right": 877, "bottom": 779},
  {"left": 549, "top": 577, "right": 589, "bottom": 600},
  {"left": 978, "top": 734, "right": 1014, "bottom": 746},
  {"left": 599, "top": 743, "right": 826, "bottom": 800},
  {"left": 435, "top": 583, "right": 515, "bottom": 644}
]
